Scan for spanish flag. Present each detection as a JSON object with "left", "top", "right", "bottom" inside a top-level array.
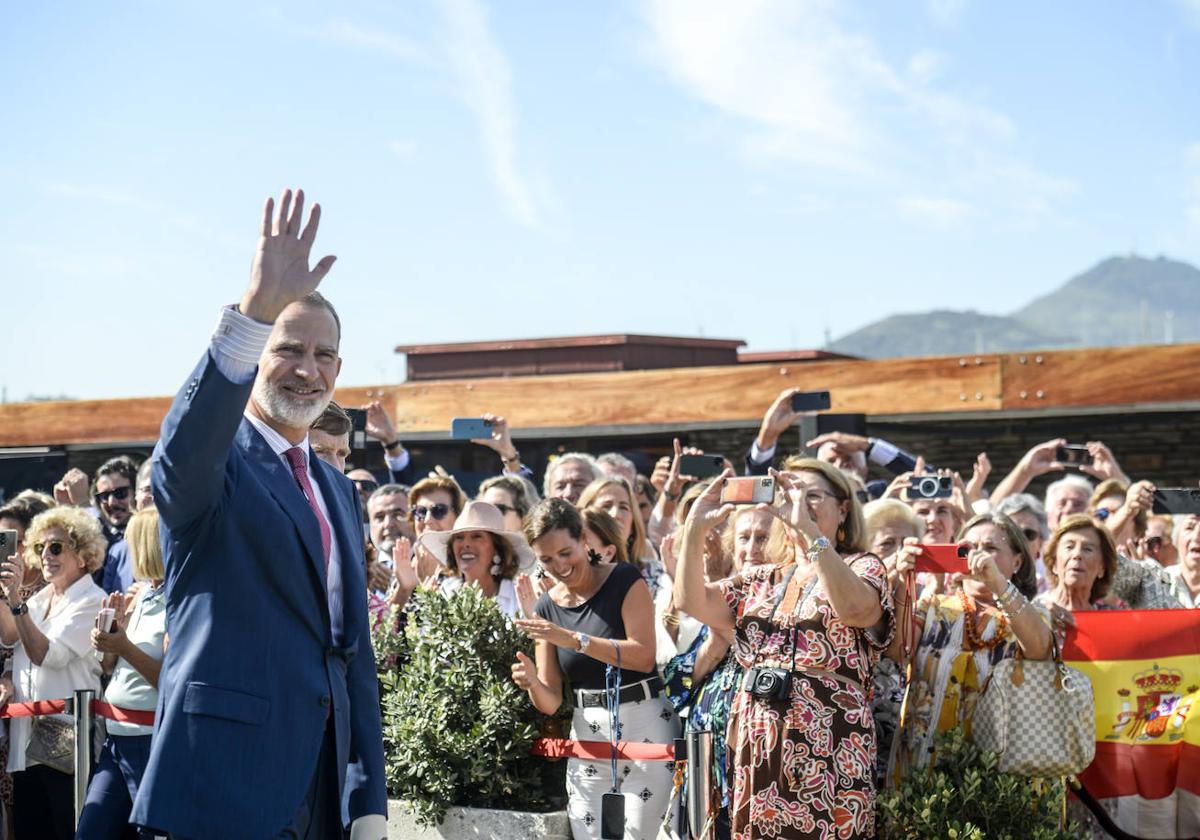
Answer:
[{"left": 1062, "top": 609, "right": 1200, "bottom": 837}]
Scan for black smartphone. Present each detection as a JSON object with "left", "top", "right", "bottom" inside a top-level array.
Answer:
[
  {"left": 1152, "top": 488, "right": 1200, "bottom": 515},
  {"left": 0, "top": 529, "right": 16, "bottom": 562},
  {"left": 1055, "top": 444, "right": 1090, "bottom": 465},
  {"left": 678, "top": 453, "right": 725, "bottom": 479},
  {"left": 345, "top": 408, "right": 368, "bottom": 451},
  {"left": 600, "top": 792, "right": 625, "bottom": 839},
  {"left": 791, "top": 390, "right": 832, "bottom": 412}
]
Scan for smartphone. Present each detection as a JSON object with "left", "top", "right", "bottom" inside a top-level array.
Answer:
[
  {"left": 791, "top": 390, "right": 832, "bottom": 412},
  {"left": 720, "top": 476, "right": 776, "bottom": 505},
  {"left": 0, "top": 530, "right": 16, "bottom": 562},
  {"left": 1152, "top": 488, "right": 1200, "bottom": 515},
  {"left": 914, "top": 543, "right": 970, "bottom": 575},
  {"left": 96, "top": 607, "right": 116, "bottom": 633},
  {"left": 678, "top": 453, "right": 725, "bottom": 479},
  {"left": 905, "top": 475, "right": 952, "bottom": 500},
  {"left": 450, "top": 417, "right": 493, "bottom": 440},
  {"left": 600, "top": 792, "right": 626, "bottom": 839},
  {"left": 1055, "top": 444, "right": 1090, "bottom": 465}
]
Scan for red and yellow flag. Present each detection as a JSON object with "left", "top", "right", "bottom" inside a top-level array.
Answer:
[{"left": 1062, "top": 609, "right": 1200, "bottom": 823}]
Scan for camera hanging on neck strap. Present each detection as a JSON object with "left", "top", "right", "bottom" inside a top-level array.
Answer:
[{"left": 600, "top": 642, "right": 625, "bottom": 839}]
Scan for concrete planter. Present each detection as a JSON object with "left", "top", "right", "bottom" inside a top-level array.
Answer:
[{"left": 387, "top": 799, "right": 571, "bottom": 839}]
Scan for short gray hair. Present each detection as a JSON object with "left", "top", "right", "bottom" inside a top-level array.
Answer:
[
  {"left": 597, "top": 452, "right": 637, "bottom": 483},
  {"left": 995, "top": 493, "right": 1049, "bottom": 540},
  {"left": 543, "top": 453, "right": 600, "bottom": 498},
  {"left": 1045, "top": 474, "right": 1094, "bottom": 508},
  {"left": 367, "top": 483, "right": 408, "bottom": 507}
]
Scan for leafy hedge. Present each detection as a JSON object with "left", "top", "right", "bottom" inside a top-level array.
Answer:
[
  {"left": 373, "top": 586, "right": 566, "bottom": 826},
  {"left": 877, "top": 729, "right": 1085, "bottom": 840}
]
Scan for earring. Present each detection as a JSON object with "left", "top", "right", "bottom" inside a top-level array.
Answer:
[
  {"left": 836, "top": 526, "right": 846, "bottom": 544},
  {"left": 490, "top": 563, "right": 502, "bottom": 577},
  {"left": 587, "top": 548, "right": 603, "bottom": 565}
]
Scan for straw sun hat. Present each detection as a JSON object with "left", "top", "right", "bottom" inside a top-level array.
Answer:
[{"left": 417, "top": 501, "right": 536, "bottom": 574}]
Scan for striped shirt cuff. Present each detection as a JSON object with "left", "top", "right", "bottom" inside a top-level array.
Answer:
[{"left": 211, "top": 305, "right": 272, "bottom": 385}]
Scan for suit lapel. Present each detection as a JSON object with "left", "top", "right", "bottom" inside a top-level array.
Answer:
[{"left": 235, "top": 420, "right": 328, "bottom": 594}]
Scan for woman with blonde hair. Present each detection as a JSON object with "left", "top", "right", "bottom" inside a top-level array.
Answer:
[
  {"left": 0, "top": 506, "right": 105, "bottom": 840},
  {"left": 579, "top": 476, "right": 667, "bottom": 597},
  {"left": 79, "top": 507, "right": 169, "bottom": 837}
]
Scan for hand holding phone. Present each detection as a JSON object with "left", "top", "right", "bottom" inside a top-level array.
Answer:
[
  {"left": 1152, "top": 488, "right": 1200, "bottom": 515},
  {"left": 720, "top": 476, "right": 776, "bottom": 505},
  {"left": 450, "top": 417, "right": 493, "bottom": 440},
  {"left": 1055, "top": 444, "right": 1090, "bottom": 467},
  {"left": 678, "top": 453, "right": 726, "bottom": 480},
  {"left": 790, "top": 390, "right": 832, "bottom": 413}
]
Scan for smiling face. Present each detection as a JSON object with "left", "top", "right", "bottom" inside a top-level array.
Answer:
[
  {"left": 95, "top": 472, "right": 134, "bottom": 528},
  {"left": 411, "top": 489, "right": 456, "bottom": 538},
  {"left": 250, "top": 302, "right": 342, "bottom": 440},
  {"left": 35, "top": 526, "right": 88, "bottom": 591},
  {"left": 532, "top": 527, "right": 590, "bottom": 590},
  {"left": 1052, "top": 525, "right": 1105, "bottom": 599},
  {"left": 368, "top": 491, "right": 408, "bottom": 554},
  {"left": 452, "top": 529, "right": 499, "bottom": 584},
  {"left": 588, "top": 485, "right": 635, "bottom": 544}
]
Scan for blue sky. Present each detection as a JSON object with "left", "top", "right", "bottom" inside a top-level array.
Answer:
[{"left": 2, "top": 0, "right": 1198, "bottom": 401}]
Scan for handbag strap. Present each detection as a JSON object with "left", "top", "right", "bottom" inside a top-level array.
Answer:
[{"left": 1070, "top": 777, "right": 1147, "bottom": 840}]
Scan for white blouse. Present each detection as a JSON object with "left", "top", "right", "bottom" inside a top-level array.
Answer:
[{"left": 8, "top": 574, "right": 104, "bottom": 772}]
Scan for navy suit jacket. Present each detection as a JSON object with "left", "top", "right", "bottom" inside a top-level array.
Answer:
[{"left": 131, "top": 351, "right": 386, "bottom": 839}]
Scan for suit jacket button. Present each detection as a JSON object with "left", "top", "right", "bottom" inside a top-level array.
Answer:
[{"left": 320, "top": 694, "right": 331, "bottom": 707}]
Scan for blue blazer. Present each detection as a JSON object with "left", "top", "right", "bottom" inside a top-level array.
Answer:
[{"left": 131, "top": 351, "right": 387, "bottom": 839}]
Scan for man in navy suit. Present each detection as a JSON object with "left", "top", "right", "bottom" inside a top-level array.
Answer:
[{"left": 132, "top": 189, "right": 387, "bottom": 839}]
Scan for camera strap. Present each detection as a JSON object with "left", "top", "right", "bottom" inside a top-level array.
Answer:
[
  {"left": 604, "top": 643, "right": 622, "bottom": 793},
  {"left": 756, "top": 563, "right": 819, "bottom": 666}
]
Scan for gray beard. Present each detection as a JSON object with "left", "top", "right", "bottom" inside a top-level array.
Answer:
[{"left": 251, "top": 378, "right": 330, "bottom": 430}]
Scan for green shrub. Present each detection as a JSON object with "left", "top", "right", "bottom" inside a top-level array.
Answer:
[
  {"left": 877, "top": 729, "right": 1085, "bottom": 840},
  {"left": 373, "top": 587, "right": 566, "bottom": 826}
]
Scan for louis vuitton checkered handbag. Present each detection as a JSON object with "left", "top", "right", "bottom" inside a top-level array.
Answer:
[{"left": 971, "top": 637, "right": 1095, "bottom": 777}]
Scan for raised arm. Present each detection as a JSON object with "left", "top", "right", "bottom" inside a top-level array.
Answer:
[
  {"left": 674, "top": 470, "right": 736, "bottom": 631},
  {"left": 153, "top": 189, "right": 337, "bottom": 531}
]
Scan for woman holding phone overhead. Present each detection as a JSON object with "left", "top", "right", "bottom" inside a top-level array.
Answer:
[
  {"left": 511, "top": 498, "right": 677, "bottom": 840},
  {"left": 674, "top": 462, "right": 894, "bottom": 840}
]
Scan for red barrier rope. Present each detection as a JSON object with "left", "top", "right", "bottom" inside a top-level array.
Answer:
[
  {"left": 91, "top": 701, "right": 156, "bottom": 726},
  {"left": 0, "top": 699, "right": 70, "bottom": 719},
  {"left": 532, "top": 738, "right": 676, "bottom": 761}
]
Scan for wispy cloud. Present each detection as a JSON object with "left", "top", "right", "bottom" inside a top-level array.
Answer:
[
  {"left": 895, "top": 195, "right": 972, "bottom": 228},
  {"left": 640, "top": 0, "right": 1069, "bottom": 224},
  {"left": 437, "top": 0, "right": 547, "bottom": 229}
]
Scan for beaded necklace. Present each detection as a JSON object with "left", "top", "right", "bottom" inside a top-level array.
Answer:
[{"left": 958, "top": 591, "right": 1009, "bottom": 651}]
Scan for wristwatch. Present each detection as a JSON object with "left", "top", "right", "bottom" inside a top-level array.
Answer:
[
  {"left": 807, "top": 536, "right": 833, "bottom": 560},
  {"left": 575, "top": 632, "right": 591, "bottom": 653},
  {"left": 9, "top": 603, "right": 27, "bottom": 617}
]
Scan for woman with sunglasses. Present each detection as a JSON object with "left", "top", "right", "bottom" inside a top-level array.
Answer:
[
  {"left": 477, "top": 473, "right": 539, "bottom": 533},
  {"left": 406, "top": 474, "right": 468, "bottom": 583},
  {"left": 0, "top": 506, "right": 106, "bottom": 840}
]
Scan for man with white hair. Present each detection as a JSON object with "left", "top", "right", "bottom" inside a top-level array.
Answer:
[
  {"left": 596, "top": 452, "right": 637, "bottom": 485},
  {"left": 543, "top": 452, "right": 600, "bottom": 505},
  {"left": 1044, "top": 475, "right": 1095, "bottom": 530}
]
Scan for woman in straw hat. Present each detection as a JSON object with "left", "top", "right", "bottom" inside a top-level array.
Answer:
[{"left": 417, "top": 501, "right": 535, "bottom": 618}]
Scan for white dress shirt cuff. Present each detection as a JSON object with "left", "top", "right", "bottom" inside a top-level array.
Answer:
[
  {"left": 385, "top": 449, "right": 411, "bottom": 473},
  {"left": 867, "top": 439, "right": 900, "bottom": 466},
  {"left": 210, "top": 305, "right": 273, "bottom": 385},
  {"left": 350, "top": 813, "right": 388, "bottom": 840},
  {"left": 750, "top": 441, "right": 775, "bottom": 465}
]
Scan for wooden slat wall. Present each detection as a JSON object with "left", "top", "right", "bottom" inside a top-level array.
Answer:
[{"left": 0, "top": 343, "right": 1196, "bottom": 448}]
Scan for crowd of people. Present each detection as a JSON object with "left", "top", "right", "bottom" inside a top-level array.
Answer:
[{"left": 0, "top": 189, "right": 1196, "bottom": 840}]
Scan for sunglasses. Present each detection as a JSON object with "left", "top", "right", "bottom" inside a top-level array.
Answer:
[
  {"left": 1094, "top": 508, "right": 1111, "bottom": 521},
  {"left": 95, "top": 487, "right": 132, "bottom": 505},
  {"left": 353, "top": 480, "right": 379, "bottom": 494},
  {"left": 1021, "top": 528, "right": 1041, "bottom": 543},
  {"left": 34, "top": 540, "right": 74, "bottom": 557},
  {"left": 412, "top": 503, "right": 451, "bottom": 523}
]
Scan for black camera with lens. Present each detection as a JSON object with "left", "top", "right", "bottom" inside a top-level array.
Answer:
[
  {"left": 906, "top": 474, "right": 953, "bottom": 500},
  {"left": 746, "top": 666, "right": 792, "bottom": 701}
]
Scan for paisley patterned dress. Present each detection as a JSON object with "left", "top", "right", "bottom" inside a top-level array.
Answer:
[{"left": 717, "top": 554, "right": 894, "bottom": 840}]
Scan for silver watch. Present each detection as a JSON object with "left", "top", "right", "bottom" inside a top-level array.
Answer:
[
  {"left": 807, "top": 536, "right": 833, "bottom": 558},
  {"left": 576, "top": 632, "right": 591, "bottom": 652}
]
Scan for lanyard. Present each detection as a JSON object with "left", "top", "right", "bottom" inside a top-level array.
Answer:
[{"left": 604, "top": 644, "right": 623, "bottom": 793}]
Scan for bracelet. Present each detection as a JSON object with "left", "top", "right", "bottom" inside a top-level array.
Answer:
[
  {"left": 382, "top": 439, "right": 402, "bottom": 451},
  {"left": 995, "top": 582, "right": 1019, "bottom": 610},
  {"left": 9, "top": 602, "right": 27, "bottom": 617},
  {"left": 502, "top": 451, "right": 521, "bottom": 465},
  {"left": 663, "top": 488, "right": 680, "bottom": 502},
  {"left": 661, "top": 612, "right": 680, "bottom": 627}
]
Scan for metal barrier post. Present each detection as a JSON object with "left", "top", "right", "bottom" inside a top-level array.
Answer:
[
  {"left": 685, "top": 729, "right": 713, "bottom": 839},
  {"left": 73, "top": 689, "right": 95, "bottom": 827}
]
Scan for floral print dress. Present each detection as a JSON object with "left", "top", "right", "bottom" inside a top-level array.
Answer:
[{"left": 717, "top": 555, "right": 894, "bottom": 840}]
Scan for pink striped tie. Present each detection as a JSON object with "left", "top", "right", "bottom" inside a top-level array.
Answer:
[{"left": 283, "top": 446, "right": 331, "bottom": 573}]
